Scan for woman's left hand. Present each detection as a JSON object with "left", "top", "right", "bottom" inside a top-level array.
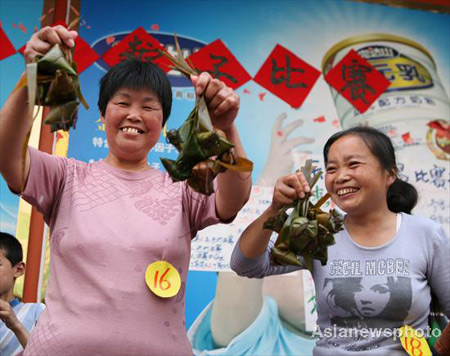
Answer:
[{"left": 191, "top": 72, "right": 239, "bottom": 132}]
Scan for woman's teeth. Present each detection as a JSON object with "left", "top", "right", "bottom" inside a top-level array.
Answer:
[
  {"left": 337, "top": 188, "right": 358, "bottom": 196},
  {"left": 121, "top": 127, "right": 142, "bottom": 134}
]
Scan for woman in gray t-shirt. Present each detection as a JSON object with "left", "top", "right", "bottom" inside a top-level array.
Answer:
[{"left": 231, "top": 126, "right": 449, "bottom": 356}]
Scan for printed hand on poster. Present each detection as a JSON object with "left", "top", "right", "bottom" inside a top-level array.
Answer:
[
  {"left": 188, "top": 113, "right": 317, "bottom": 355},
  {"left": 258, "top": 113, "right": 315, "bottom": 187}
]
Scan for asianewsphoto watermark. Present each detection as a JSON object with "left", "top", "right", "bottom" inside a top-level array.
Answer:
[{"left": 312, "top": 324, "right": 442, "bottom": 341}]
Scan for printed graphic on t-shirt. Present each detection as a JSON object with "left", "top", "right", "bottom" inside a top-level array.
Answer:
[
  {"left": 62, "top": 163, "right": 181, "bottom": 225},
  {"left": 324, "top": 258, "right": 412, "bottom": 329},
  {"left": 315, "top": 258, "right": 413, "bottom": 351}
]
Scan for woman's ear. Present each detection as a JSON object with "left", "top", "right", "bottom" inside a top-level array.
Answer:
[{"left": 386, "top": 170, "right": 397, "bottom": 188}]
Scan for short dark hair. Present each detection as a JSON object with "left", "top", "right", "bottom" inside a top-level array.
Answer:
[
  {"left": 98, "top": 60, "right": 172, "bottom": 125},
  {"left": 0, "top": 232, "right": 23, "bottom": 266},
  {"left": 323, "top": 126, "right": 418, "bottom": 214}
]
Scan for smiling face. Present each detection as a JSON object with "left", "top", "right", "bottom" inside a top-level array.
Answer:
[
  {"left": 325, "top": 134, "right": 395, "bottom": 217},
  {"left": 102, "top": 87, "right": 163, "bottom": 170}
]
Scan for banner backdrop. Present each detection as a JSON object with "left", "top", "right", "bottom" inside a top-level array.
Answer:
[{"left": 1, "top": 0, "right": 449, "bottom": 353}]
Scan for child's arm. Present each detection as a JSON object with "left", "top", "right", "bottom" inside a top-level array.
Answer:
[{"left": 0, "top": 299, "right": 30, "bottom": 348}]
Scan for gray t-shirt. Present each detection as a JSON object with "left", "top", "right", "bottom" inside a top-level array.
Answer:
[{"left": 231, "top": 213, "right": 450, "bottom": 356}]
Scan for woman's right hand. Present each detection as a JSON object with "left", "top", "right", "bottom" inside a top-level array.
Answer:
[
  {"left": 23, "top": 25, "right": 77, "bottom": 63},
  {"left": 0, "top": 26, "right": 77, "bottom": 194},
  {"left": 270, "top": 172, "right": 310, "bottom": 212}
]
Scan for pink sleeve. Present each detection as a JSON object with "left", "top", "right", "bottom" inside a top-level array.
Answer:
[
  {"left": 183, "top": 180, "right": 222, "bottom": 238},
  {"left": 20, "top": 147, "right": 67, "bottom": 224}
]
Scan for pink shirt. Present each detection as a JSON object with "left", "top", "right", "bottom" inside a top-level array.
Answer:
[{"left": 22, "top": 148, "right": 220, "bottom": 356}]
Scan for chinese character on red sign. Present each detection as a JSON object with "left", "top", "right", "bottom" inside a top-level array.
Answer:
[
  {"left": 73, "top": 36, "right": 100, "bottom": 74},
  {"left": 0, "top": 26, "right": 17, "bottom": 60},
  {"left": 102, "top": 27, "right": 171, "bottom": 72},
  {"left": 325, "top": 49, "right": 391, "bottom": 113},
  {"left": 253, "top": 44, "right": 321, "bottom": 108},
  {"left": 188, "top": 39, "right": 251, "bottom": 90}
]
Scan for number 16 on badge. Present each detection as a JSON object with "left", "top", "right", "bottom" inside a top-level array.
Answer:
[{"left": 145, "top": 261, "right": 181, "bottom": 298}]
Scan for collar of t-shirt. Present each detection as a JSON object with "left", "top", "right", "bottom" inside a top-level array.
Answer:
[
  {"left": 9, "top": 298, "right": 20, "bottom": 307},
  {"left": 396, "top": 213, "right": 402, "bottom": 234}
]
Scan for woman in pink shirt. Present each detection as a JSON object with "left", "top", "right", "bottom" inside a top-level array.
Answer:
[{"left": 0, "top": 26, "right": 251, "bottom": 355}]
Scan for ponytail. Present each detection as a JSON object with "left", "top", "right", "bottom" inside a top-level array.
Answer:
[{"left": 387, "top": 179, "right": 418, "bottom": 214}]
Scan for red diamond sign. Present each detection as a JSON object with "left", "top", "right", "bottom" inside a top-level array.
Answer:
[
  {"left": 0, "top": 26, "right": 17, "bottom": 60},
  {"left": 188, "top": 39, "right": 251, "bottom": 90},
  {"left": 324, "top": 49, "right": 391, "bottom": 113},
  {"left": 102, "top": 26, "right": 171, "bottom": 72},
  {"left": 73, "top": 36, "right": 100, "bottom": 74},
  {"left": 253, "top": 44, "right": 321, "bottom": 108}
]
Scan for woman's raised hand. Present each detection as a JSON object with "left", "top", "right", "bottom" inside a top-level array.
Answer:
[
  {"left": 270, "top": 172, "right": 310, "bottom": 211},
  {"left": 23, "top": 25, "right": 77, "bottom": 63}
]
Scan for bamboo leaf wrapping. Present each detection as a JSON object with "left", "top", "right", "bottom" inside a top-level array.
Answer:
[
  {"left": 17, "top": 42, "right": 89, "bottom": 132},
  {"left": 265, "top": 159, "right": 344, "bottom": 270},
  {"left": 159, "top": 35, "right": 253, "bottom": 195},
  {"left": 14, "top": 31, "right": 88, "bottom": 191}
]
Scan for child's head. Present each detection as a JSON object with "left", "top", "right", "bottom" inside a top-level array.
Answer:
[
  {"left": 323, "top": 126, "right": 418, "bottom": 214},
  {"left": 98, "top": 59, "right": 172, "bottom": 125},
  {"left": 0, "top": 232, "right": 25, "bottom": 300}
]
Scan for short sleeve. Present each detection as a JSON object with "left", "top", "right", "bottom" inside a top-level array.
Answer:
[
  {"left": 183, "top": 180, "right": 222, "bottom": 238},
  {"left": 20, "top": 147, "right": 67, "bottom": 224},
  {"left": 428, "top": 225, "right": 450, "bottom": 317}
]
